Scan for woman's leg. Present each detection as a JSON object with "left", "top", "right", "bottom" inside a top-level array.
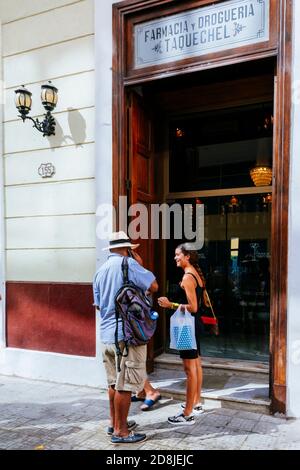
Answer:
[
  {"left": 182, "top": 358, "right": 198, "bottom": 416},
  {"left": 194, "top": 356, "right": 202, "bottom": 405},
  {"left": 143, "top": 379, "right": 160, "bottom": 398},
  {"left": 135, "top": 379, "right": 159, "bottom": 398},
  {"left": 139, "top": 379, "right": 161, "bottom": 410}
]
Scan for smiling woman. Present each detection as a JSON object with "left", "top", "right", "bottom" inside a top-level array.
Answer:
[{"left": 158, "top": 242, "right": 205, "bottom": 424}]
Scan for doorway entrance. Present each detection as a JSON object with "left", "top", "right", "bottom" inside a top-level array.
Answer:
[
  {"left": 126, "top": 59, "right": 274, "bottom": 364},
  {"left": 165, "top": 100, "right": 273, "bottom": 363},
  {"left": 113, "top": 0, "right": 292, "bottom": 414}
]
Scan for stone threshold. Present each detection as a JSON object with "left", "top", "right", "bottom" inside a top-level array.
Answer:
[
  {"left": 154, "top": 353, "right": 269, "bottom": 375},
  {"left": 151, "top": 353, "right": 270, "bottom": 414},
  {"left": 158, "top": 387, "right": 271, "bottom": 415}
]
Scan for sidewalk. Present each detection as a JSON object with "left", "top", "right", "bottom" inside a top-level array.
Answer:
[{"left": 0, "top": 374, "right": 300, "bottom": 450}]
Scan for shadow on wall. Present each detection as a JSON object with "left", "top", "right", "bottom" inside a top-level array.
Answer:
[{"left": 47, "top": 108, "right": 87, "bottom": 149}]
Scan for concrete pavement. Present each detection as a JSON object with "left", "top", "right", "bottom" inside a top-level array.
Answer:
[{"left": 0, "top": 374, "right": 300, "bottom": 450}]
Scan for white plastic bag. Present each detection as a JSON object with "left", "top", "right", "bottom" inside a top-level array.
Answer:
[{"left": 170, "top": 307, "right": 197, "bottom": 350}]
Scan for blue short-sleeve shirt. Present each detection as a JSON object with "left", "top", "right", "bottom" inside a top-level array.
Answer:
[{"left": 93, "top": 253, "right": 156, "bottom": 343}]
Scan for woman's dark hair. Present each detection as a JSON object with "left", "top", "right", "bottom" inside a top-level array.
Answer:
[{"left": 176, "top": 243, "right": 206, "bottom": 287}]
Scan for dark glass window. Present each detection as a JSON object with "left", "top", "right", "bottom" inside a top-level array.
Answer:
[{"left": 169, "top": 103, "right": 273, "bottom": 192}]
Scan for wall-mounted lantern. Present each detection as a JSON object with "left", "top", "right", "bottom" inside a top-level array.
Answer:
[{"left": 14, "top": 81, "right": 58, "bottom": 137}]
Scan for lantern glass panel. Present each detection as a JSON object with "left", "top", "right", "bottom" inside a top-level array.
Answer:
[
  {"left": 41, "top": 85, "right": 58, "bottom": 109},
  {"left": 15, "top": 89, "right": 32, "bottom": 111}
]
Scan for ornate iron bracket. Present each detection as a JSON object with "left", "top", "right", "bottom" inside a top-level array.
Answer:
[{"left": 19, "top": 111, "right": 56, "bottom": 137}]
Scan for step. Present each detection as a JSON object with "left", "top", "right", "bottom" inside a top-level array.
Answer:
[
  {"left": 154, "top": 353, "right": 269, "bottom": 379},
  {"left": 151, "top": 354, "right": 270, "bottom": 415}
]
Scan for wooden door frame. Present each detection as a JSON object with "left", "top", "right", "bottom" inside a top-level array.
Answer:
[{"left": 112, "top": 0, "right": 293, "bottom": 414}]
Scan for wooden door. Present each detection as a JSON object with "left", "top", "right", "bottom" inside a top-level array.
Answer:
[{"left": 127, "top": 90, "right": 164, "bottom": 370}]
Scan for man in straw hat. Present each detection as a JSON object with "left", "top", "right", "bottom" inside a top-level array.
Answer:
[{"left": 93, "top": 231, "right": 158, "bottom": 444}]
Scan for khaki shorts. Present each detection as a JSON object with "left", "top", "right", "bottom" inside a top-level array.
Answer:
[{"left": 101, "top": 341, "right": 147, "bottom": 393}]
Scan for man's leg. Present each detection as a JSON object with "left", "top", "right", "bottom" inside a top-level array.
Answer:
[
  {"left": 113, "top": 390, "right": 132, "bottom": 437},
  {"left": 101, "top": 343, "right": 119, "bottom": 430},
  {"left": 110, "top": 344, "right": 148, "bottom": 442},
  {"left": 108, "top": 385, "right": 116, "bottom": 428}
]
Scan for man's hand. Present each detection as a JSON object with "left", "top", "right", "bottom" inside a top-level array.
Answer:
[
  {"left": 148, "top": 280, "right": 159, "bottom": 294},
  {"left": 131, "top": 250, "right": 143, "bottom": 266}
]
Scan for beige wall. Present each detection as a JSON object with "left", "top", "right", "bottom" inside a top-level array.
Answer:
[{"left": 1, "top": 0, "right": 96, "bottom": 282}]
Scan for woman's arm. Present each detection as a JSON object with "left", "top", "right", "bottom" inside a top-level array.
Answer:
[
  {"left": 157, "top": 296, "right": 172, "bottom": 309},
  {"left": 180, "top": 275, "right": 198, "bottom": 313},
  {"left": 158, "top": 275, "right": 198, "bottom": 312}
]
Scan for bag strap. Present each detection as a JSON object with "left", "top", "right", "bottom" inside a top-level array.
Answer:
[
  {"left": 185, "top": 271, "right": 200, "bottom": 286},
  {"left": 121, "top": 256, "right": 129, "bottom": 284},
  {"left": 114, "top": 257, "right": 130, "bottom": 372},
  {"left": 185, "top": 272, "right": 203, "bottom": 311},
  {"left": 203, "top": 289, "right": 216, "bottom": 320},
  {"left": 114, "top": 306, "right": 121, "bottom": 371},
  {"left": 115, "top": 301, "right": 129, "bottom": 372}
]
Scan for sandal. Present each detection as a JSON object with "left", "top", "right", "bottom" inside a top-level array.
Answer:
[{"left": 140, "top": 394, "right": 162, "bottom": 411}]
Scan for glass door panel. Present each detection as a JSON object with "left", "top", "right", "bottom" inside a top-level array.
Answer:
[{"left": 166, "top": 193, "right": 271, "bottom": 362}]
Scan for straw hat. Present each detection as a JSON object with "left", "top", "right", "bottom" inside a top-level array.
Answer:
[{"left": 102, "top": 231, "right": 140, "bottom": 251}]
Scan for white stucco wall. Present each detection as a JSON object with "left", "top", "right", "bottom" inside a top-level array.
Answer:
[
  {"left": 287, "top": 0, "right": 300, "bottom": 418},
  {"left": 0, "top": 0, "right": 103, "bottom": 388},
  {"left": 0, "top": 21, "right": 5, "bottom": 350},
  {"left": 94, "top": 0, "right": 126, "bottom": 386},
  {"left": 0, "top": 0, "right": 125, "bottom": 388},
  {"left": 95, "top": 0, "right": 116, "bottom": 269},
  {"left": 0, "top": 0, "right": 123, "bottom": 389},
  {"left": 1, "top": 0, "right": 96, "bottom": 283}
]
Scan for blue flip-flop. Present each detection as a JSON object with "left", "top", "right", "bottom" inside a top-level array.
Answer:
[{"left": 140, "top": 395, "right": 162, "bottom": 411}]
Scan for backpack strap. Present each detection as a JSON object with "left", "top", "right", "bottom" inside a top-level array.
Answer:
[
  {"left": 115, "top": 257, "right": 129, "bottom": 372},
  {"left": 115, "top": 306, "right": 121, "bottom": 371},
  {"left": 121, "top": 256, "right": 129, "bottom": 283},
  {"left": 115, "top": 302, "right": 129, "bottom": 372}
]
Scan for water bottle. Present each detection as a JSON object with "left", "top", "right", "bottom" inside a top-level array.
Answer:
[{"left": 150, "top": 311, "right": 159, "bottom": 320}]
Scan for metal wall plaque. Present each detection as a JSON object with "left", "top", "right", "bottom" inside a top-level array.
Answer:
[
  {"left": 134, "top": 0, "right": 269, "bottom": 69},
  {"left": 38, "top": 163, "right": 56, "bottom": 178}
]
